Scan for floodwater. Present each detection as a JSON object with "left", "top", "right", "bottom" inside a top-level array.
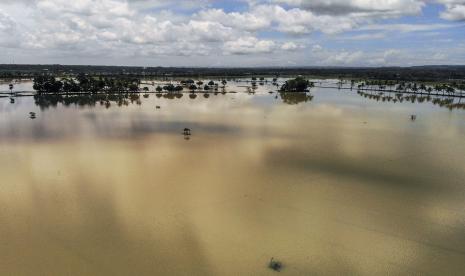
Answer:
[{"left": 1, "top": 79, "right": 465, "bottom": 275}]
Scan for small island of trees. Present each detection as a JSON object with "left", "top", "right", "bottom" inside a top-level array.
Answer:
[
  {"left": 280, "top": 77, "right": 314, "bottom": 92},
  {"left": 33, "top": 74, "right": 141, "bottom": 94}
]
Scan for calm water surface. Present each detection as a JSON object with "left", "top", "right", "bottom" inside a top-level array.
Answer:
[{"left": 1, "top": 80, "right": 465, "bottom": 275}]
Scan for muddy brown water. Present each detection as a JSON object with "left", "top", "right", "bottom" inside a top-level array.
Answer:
[{"left": 1, "top": 80, "right": 465, "bottom": 275}]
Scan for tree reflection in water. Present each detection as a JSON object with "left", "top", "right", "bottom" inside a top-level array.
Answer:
[
  {"left": 34, "top": 94, "right": 137, "bottom": 109},
  {"left": 33, "top": 93, "right": 189, "bottom": 109},
  {"left": 279, "top": 92, "right": 314, "bottom": 105},
  {"left": 32, "top": 91, "right": 316, "bottom": 109},
  {"left": 357, "top": 91, "right": 465, "bottom": 110}
]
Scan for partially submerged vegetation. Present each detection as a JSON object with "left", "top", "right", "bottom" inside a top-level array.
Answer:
[
  {"left": 268, "top": 258, "right": 283, "bottom": 272},
  {"left": 280, "top": 76, "right": 314, "bottom": 92},
  {"left": 353, "top": 79, "right": 464, "bottom": 97},
  {"left": 2, "top": 72, "right": 463, "bottom": 110},
  {"left": 33, "top": 74, "right": 140, "bottom": 93},
  {"left": 30, "top": 74, "right": 229, "bottom": 94}
]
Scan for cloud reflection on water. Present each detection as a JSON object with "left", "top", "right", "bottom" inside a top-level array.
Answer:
[{"left": 1, "top": 86, "right": 465, "bottom": 275}]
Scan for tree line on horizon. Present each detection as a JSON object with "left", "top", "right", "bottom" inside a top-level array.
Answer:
[{"left": 3, "top": 64, "right": 465, "bottom": 82}]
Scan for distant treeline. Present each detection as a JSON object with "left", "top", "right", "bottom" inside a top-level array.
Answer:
[{"left": 1, "top": 64, "right": 465, "bottom": 82}]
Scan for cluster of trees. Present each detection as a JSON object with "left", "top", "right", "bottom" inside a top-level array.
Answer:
[
  {"left": 33, "top": 74, "right": 141, "bottom": 93},
  {"left": 355, "top": 79, "right": 464, "bottom": 96},
  {"left": 155, "top": 84, "right": 184, "bottom": 93},
  {"left": 31, "top": 75, "right": 234, "bottom": 94},
  {"left": 280, "top": 77, "right": 314, "bottom": 92},
  {"left": 32, "top": 76, "right": 64, "bottom": 93},
  {"left": 156, "top": 80, "right": 227, "bottom": 93}
]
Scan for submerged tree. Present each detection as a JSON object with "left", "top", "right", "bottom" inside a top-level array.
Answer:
[
  {"left": 189, "top": 84, "right": 198, "bottom": 92},
  {"left": 280, "top": 77, "right": 313, "bottom": 92},
  {"left": 33, "top": 74, "right": 140, "bottom": 94},
  {"left": 33, "top": 76, "right": 63, "bottom": 93}
]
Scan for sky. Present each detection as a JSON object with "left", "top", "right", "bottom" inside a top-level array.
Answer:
[{"left": 0, "top": 0, "right": 464, "bottom": 67}]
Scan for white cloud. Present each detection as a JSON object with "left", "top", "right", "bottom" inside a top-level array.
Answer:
[
  {"left": 223, "top": 36, "right": 275, "bottom": 54},
  {"left": 0, "top": 0, "right": 464, "bottom": 65},
  {"left": 202, "top": 5, "right": 364, "bottom": 35},
  {"left": 323, "top": 50, "right": 364, "bottom": 65},
  {"left": 281, "top": 41, "right": 303, "bottom": 51},
  {"left": 197, "top": 8, "right": 271, "bottom": 31},
  {"left": 438, "top": 0, "right": 465, "bottom": 21},
  {"left": 311, "top": 44, "right": 323, "bottom": 52}
]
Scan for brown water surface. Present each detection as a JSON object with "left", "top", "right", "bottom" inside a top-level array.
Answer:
[{"left": 1, "top": 81, "right": 465, "bottom": 275}]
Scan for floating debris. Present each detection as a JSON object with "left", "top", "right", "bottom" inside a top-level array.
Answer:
[
  {"left": 268, "top": 258, "right": 283, "bottom": 272},
  {"left": 29, "top": 112, "right": 36, "bottom": 119},
  {"left": 411, "top": 115, "right": 417, "bottom": 121},
  {"left": 183, "top": 128, "right": 191, "bottom": 136},
  {"left": 156, "top": 106, "right": 161, "bottom": 109},
  {"left": 10, "top": 98, "right": 15, "bottom": 104}
]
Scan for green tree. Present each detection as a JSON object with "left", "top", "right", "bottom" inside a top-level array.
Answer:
[
  {"left": 189, "top": 84, "right": 198, "bottom": 92},
  {"left": 280, "top": 77, "right": 312, "bottom": 92}
]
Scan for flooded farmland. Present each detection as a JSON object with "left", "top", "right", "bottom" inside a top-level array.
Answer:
[{"left": 1, "top": 79, "right": 465, "bottom": 275}]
